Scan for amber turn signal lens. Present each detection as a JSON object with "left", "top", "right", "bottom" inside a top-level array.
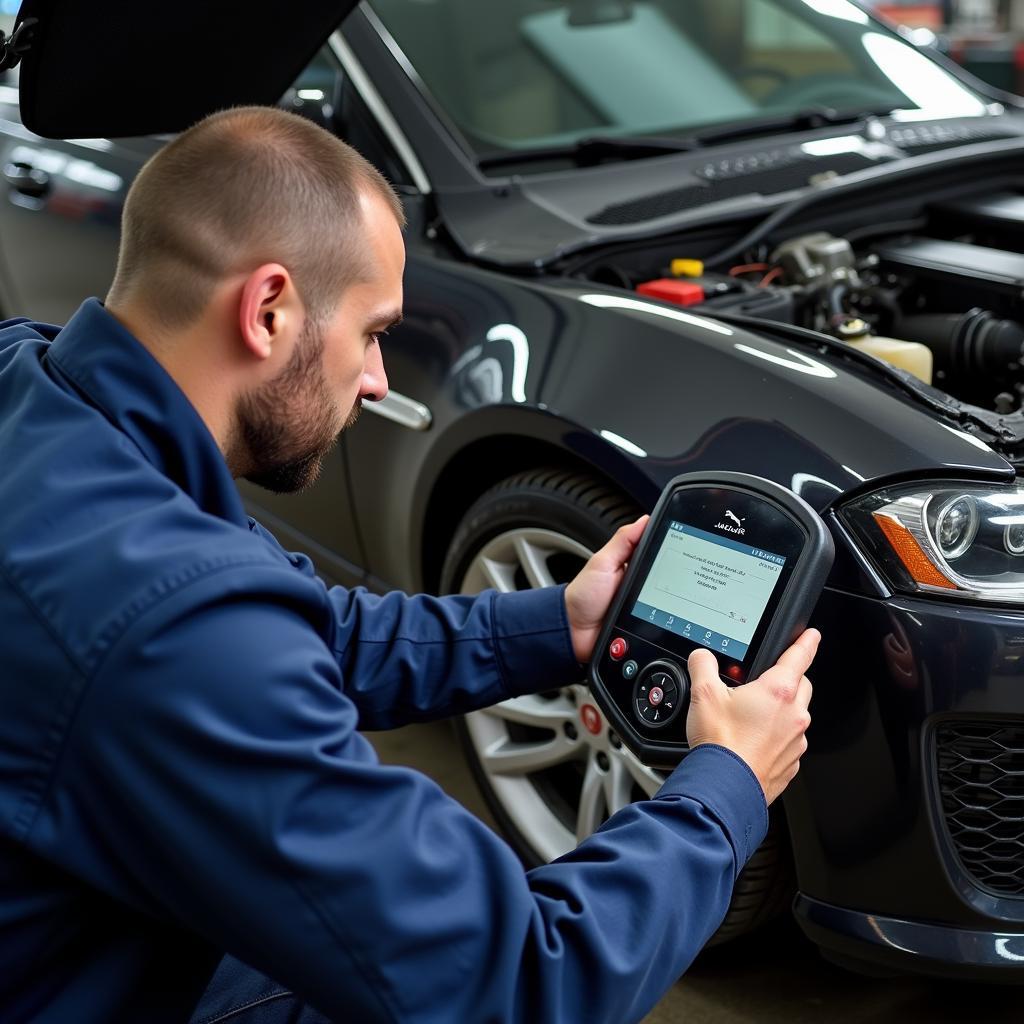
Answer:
[{"left": 872, "top": 512, "right": 956, "bottom": 589}]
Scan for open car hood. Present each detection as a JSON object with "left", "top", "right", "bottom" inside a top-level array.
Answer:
[{"left": 11, "top": 0, "right": 357, "bottom": 138}]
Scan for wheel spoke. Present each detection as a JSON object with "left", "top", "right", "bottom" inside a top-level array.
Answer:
[
  {"left": 479, "top": 556, "right": 518, "bottom": 593},
  {"left": 513, "top": 535, "right": 557, "bottom": 590},
  {"left": 576, "top": 755, "right": 607, "bottom": 842},
  {"left": 603, "top": 755, "right": 635, "bottom": 817},
  {"left": 620, "top": 747, "right": 666, "bottom": 799},
  {"left": 480, "top": 693, "right": 575, "bottom": 730},
  {"left": 481, "top": 733, "right": 581, "bottom": 776}
]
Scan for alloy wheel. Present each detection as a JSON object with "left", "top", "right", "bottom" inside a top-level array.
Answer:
[{"left": 459, "top": 527, "right": 665, "bottom": 862}]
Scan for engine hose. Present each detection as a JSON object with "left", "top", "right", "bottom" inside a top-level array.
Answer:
[
  {"left": 703, "top": 190, "right": 823, "bottom": 270},
  {"left": 898, "top": 309, "right": 1024, "bottom": 381},
  {"left": 826, "top": 282, "right": 848, "bottom": 324}
]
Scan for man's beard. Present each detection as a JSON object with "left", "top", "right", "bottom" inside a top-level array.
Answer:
[{"left": 235, "top": 321, "right": 359, "bottom": 494}]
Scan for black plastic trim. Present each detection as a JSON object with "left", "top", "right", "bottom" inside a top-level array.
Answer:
[{"left": 795, "top": 893, "right": 1024, "bottom": 980}]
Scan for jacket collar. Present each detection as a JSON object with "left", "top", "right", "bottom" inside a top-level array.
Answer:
[{"left": 48, "top": 298, "right": 248, "bottom": 527}]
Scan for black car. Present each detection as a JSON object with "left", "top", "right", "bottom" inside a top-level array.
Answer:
[{"left": 6, "top": 0, "right": 1024, "bottom": 982}]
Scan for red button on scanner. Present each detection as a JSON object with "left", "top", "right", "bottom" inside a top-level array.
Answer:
[
  {"left": 648, "top": 685, "right": 664, "bottom": 707},
  {"left": 609, "top": 637, "right": 628, "bottom": 661}
]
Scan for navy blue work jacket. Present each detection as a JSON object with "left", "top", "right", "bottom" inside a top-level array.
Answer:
[{"left": 0, "top": 300, "right": 767, "bottom": 1023}]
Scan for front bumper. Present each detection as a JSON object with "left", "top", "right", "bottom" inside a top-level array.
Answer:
[
  {"left": 795, "top": 895, "right": 1024, "bottom": 981},
  {"left": 786, "top": 587, "right": 1024, "bottom": 979}
]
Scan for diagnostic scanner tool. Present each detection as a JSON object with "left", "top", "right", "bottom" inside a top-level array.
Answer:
[{"left": 589, "top": 472, "right": 834, "bottom": 769}]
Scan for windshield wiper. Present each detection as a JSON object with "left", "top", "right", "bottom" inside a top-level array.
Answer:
[
  {"left": 690, "top": 106, "right": 896, "bottom": 147},
  {"left": 477, "top": 107, "right": 900, "bottom": 171},
  {"left": 477, "top": 133, "right": 701, "bottom": 171}
]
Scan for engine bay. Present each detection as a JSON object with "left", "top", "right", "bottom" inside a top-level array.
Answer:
[{"left": 571, "top": 188, "right": 1024, "bottom": 419}]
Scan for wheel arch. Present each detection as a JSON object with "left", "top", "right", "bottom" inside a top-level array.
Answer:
[{"left": 417, "top": 416, "right": 658, "bottom": 594}]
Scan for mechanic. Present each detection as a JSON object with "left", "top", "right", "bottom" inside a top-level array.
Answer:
[{"left": 0, "top": 107, "right": 816, "bottom": 1024}]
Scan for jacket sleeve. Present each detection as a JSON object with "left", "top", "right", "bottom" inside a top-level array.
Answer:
[
  {"left": 247, "top": 517, "right": 581, "bottom": 728},
  {"left": 326, "top": 583, "right": 581, "bottom": 728},
  {"left": 47, "top": 571, "right": 768, "bottom": 1024}
]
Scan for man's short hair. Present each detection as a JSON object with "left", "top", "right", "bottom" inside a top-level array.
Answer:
[{"left": 107, "top": 106, "right": 405, "bottom": 328}]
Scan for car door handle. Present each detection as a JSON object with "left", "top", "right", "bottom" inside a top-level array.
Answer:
[{"left": 4, "top": 161, "right": 51, "bottom": 199}]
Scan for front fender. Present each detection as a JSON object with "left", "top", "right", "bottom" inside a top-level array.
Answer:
[{"left": 345, "top": 259, "right": 1013, "bottom": 591}]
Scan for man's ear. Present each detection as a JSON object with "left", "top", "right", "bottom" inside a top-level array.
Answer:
[{"left": 237, "top": 263, "right": 300, "bottom": 362}]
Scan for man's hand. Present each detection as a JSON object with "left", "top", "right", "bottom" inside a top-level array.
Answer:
[
  {"left": 564, "top": 516, "right": 649, "bottom": 663},
  {"left": 685, "top": 629, "right": 819, "bottom": 805}
]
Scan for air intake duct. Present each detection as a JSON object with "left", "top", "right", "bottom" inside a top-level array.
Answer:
[{"left": 897, "top": 309, "right": 1024, "bottom": 385}]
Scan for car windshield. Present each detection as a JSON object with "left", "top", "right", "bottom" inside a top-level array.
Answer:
[{"left": 367, "top": 0, "right": 987, "bottom": 162}]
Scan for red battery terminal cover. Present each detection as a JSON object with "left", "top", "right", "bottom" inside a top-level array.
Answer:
[{"left": 636, "top": 278, "right": 706, "bottom": 306}]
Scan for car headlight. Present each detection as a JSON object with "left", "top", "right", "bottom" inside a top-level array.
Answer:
[{"left": 840, "top": 480, "right": 1024, "bottom": 601}]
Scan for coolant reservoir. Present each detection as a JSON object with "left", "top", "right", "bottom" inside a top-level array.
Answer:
[{"left": 845, "top": 334, "right": 933, "bottom": 385}]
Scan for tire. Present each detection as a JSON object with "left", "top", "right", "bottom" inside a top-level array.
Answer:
[{"left": 440, "top": 467, "right": 794, "bottom": 944}]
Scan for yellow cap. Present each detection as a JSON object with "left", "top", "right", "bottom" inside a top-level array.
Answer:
[{"left": 670, "top": 258, "right": 704, "bottom": 278}]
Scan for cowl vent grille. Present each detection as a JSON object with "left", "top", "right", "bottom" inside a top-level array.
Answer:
[
  {"left": 890, "top": 123, "right": 1018, "bottom": 155},
  {"left": 588, "top": 152, "right": 876, "bottom": 226}
]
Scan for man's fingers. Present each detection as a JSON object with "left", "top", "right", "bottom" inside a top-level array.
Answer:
[
  {"left": 797, "top": 673, "right": 813, "bottom": 710},
  {"left": 770, "top": 628, "right": 820, "bottom": 681},
  {"left": 687, "top": 648, "right": 725, "bottom": 700},
  {"left": 596, "top": 515, "right": 649, "bottom": 570}
]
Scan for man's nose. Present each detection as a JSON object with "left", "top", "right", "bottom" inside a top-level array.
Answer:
[{"left": 360, "top": 343, "right": 389, "bottom": 403}]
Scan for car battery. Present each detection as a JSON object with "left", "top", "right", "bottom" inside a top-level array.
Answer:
[
  {"left": 636, "top": 269, "right": 738, "bottom": 307},
  {"left": 694, "top": 285, "right": 796, "bottom": 324},
  {"left": 636, "top": 278, "right": 706, "bottom": 306}
]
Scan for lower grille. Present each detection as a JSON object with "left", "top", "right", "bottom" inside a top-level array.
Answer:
[{"left": 935, "top": 720, "right": 1024, "bottom": 898}]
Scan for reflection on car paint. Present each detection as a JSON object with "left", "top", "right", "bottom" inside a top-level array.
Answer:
[
  {"left": 733, "top": 343, "right": 837, "bottom": 378},
  {"left": 578, "top": 292, "right": 734, "bottom": 336}
]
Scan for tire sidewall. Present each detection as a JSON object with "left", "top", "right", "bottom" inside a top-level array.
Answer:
[{"left": 440, "top": 482, "right": 634, "bottom": 596}]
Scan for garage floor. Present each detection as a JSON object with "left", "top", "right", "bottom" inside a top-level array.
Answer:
[{"left": 369, "top": 721, "right": 1020, "bottom": 1023}]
